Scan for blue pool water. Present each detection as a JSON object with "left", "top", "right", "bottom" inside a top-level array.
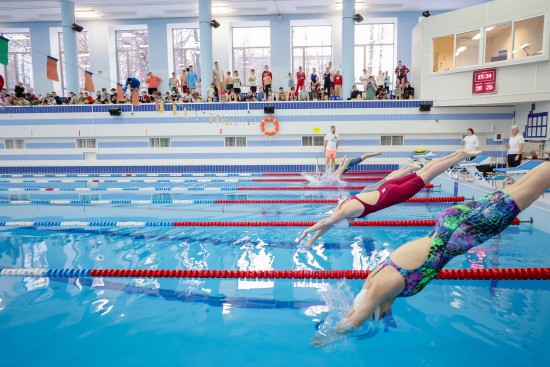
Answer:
[{"left": 0, "top": 175, "right": 549, "bottom": 366}]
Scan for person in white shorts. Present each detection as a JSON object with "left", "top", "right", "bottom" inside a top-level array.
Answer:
[{"left": 324, "top": 126, "right": 339, "bottom": 173}]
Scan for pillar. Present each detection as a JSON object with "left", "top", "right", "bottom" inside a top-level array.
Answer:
[
  {"left": 60, "top": 0, "right": 80, "bottom": 94},
  {"left": 199, "top": 0, "right": 213, "bottom": 100}
]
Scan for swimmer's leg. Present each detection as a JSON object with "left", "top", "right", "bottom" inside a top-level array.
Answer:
[
  {"left": 417, "top": 149, "right": 481, "bottom": 183},
  {"left": 360, "top": 163, "right": 420, "bottom": 193},
  {"left": 503, "top": 162, "right": 550, "bottom": 211},
  {"left": 340, "top": 152, "right": 382, "bottom": 176}
]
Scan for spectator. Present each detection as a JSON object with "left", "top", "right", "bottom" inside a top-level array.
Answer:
[
  {"left": 109, "top": 88, "right": 117, "bottom": 103},
  {"left": 393, "top": 84, "right": 401, "bottom": 100},
  {"left": 245, "top": 89, "right": 254, "bottom": 101},
  {"left": 14, "top": 82, "right": 25, "bottom": 98},
  {"left": 395, "top": 59, "right": 410, "bottom": 93},
  {"left": 146, "top": 72, "right": 162, "bottom": 95},
  {"left": 310, "top": 67, "right": 318, "bottom": 90},
  {"left": 298, "top": 86, "right": 309, "bottom": 101},
  {"left": 140, "top": 91, "right": 151, "bottom": 103},
  {"left": 266, "top": 90, "right": 275, "bottom": 101},
  {"left": 169, "top": 72, "right": 180, "bottom": 92},
  {"left": 403, "top": 82, "right": 415, "bottom": 99},
  {"left": 219, "top": 89, "right": 227, "bottom": 102},
  {"left": 262, "top": 65, "right": 273, "bottom": 95},
  {"left": 323, "top": 67, "right": 332, "bottom": 97},
  {"left": 0, "top": 74, "right": 4, "bottom": 90},
  {"left": 191, "top": 91, "right": 202, "bottom": 103},
  {"left": 187, "top": 65, "right": 198, "bottom": 95},
  {"left": 333, "top": 70, "right": 342, "bottom": 98},
  {"left": 287, "top": 72, "right": 295, "bottom": 91},
  {"left": 349, "top": 85, "right": 362, "bottom": 100},
  {"left": 207, "top": 83, "right": 216, "bottom": 102},
  {"left": 359, "top": 68, "right": 369, "bottom": 92},
  {"left": 51, "top": 91, "right": 63, "bottom": 105},
  {"left": 248, "top": 68, "right": 257, "bottom": 93},
  {"left": 213, "top": 61, "right": 224, "bottom": 96},
  {"left": 296, "top": 66, "right": 306, "bottom": 92},
  {"left": 123, "top": 77, "right": 140, "bottom": 93},
  {"left": 180, "top": 68, "right": 188, "bottom": 94},
  {"left": 228, "top": 89, "right": 238, "bottom": 102},
  {"left": 278, "top": 87, "right": 287, "bottom": 101},
  {"left": 224, "top": 71, "right": 233, "bottom": 91},
  {"left": 376, "top": 85, "right": 387, "bottom": 100},
  {"left": 288, "top": 86, "right": 297, "bottom": 101},
  {"left": 376, "top": 70, "right": 384, "bottom": 88},
  {"left": 365, "top": 76, "right": 377, "bottom": 100},
  {"left": 233, "top": 70, "right": 242, "bottom": 97},
  {"left": 462, "top": 128, "right": 479, "bottom": 152},
  {"left": 383, "top": 70, "right": 391, "bottom": 91}
]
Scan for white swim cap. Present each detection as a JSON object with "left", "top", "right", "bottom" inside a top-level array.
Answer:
[{"left": 333, "top": 218, "right": 350, "bottom": 228}]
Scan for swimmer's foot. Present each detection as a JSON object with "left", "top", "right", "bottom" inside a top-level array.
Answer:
[
  {"left": 361, "top": 152, "right": 382, "bottom": 160},
  {"left": 459, "top": 149, "right": 482, "bottom": 159}
]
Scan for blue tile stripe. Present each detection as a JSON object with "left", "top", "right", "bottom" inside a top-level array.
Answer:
[
  {"left": 0, "top": 164, "right": 399, "bottom": 174},
  {"left": 0, "top": 113, "right": 514, "bottom": 126},
  {"left": 0, "top": 100, "right": 434, "bottom": 115},
  {"left": 98, "top": 142, "right": 149, "bottom": 148},
  {"left": 25, "top": 142, "right": 76, "bottom": 149},
  {"left": 0, "top": 154, "right": 83, "bottom": 160}
]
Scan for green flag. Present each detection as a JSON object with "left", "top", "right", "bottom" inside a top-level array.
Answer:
[{"left": 0, "top": 36, "right": 8, "bottom": 65}]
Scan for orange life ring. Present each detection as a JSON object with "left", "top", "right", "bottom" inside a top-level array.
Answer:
[{"left": 260, "top": 116, "right": 280, "bottom": 136}]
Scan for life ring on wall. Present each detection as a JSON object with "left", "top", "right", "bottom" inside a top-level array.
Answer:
[{"left": 260, "top": 117, "right": 280, "bottom": 136}]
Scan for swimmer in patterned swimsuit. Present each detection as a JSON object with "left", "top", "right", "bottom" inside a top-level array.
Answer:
[
  {"left": 297, "top": 149, "right": 482, "bottom": 247},
  {"left": 312, "top": 162, "right": 550, "bottom": 347}
]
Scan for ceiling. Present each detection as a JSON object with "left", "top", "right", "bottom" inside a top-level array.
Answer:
[{"left": 0, "top": 0, "right": 492, "bottom": 23}]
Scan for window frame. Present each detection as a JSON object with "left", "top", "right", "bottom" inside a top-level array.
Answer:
[
  {"left": 431, "top": 14, "right": 548, "bottom": 75},
  {"left": 0, "top": 30, "right": 34, "bottom": 92},
  {"left": 170, "top": 26, "right": 201, "bottom": 77},
  {"left": 225, "top": 136, "right": 247, "bottom": 147},
  {"left": 231, "top": 25, "right": 271, "bottom": 87},
  {"left": 76, "top": 138, "right": 97, "bottom": 149},
  {"left": 301, "top": 136, "right": 325, "bottom": 147},
  {"left": 149, "top": 137, "right": 171, "bottom": 148},
  {"left": 5, "top": 139, "right": 25, "bottom": 149},
  {"left": 291, "top": 25, "right": 333, "bottom": 82},
  {"left": 380, "top": 135, "right": 403, "bottom": 146}
]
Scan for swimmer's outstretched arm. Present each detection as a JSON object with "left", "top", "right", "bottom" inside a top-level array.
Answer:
[{"left": 297, "top": 211, "right": 347, "bottom": 247}]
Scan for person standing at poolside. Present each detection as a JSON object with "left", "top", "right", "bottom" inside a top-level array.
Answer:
[
  {"left": 146, "top": 72, "right": 162, "bottom": 95},
  {"left": 462, "top": 128, "right": 479, "bottom": 160},
  {"left": 504, "top": 125, "right": 525, "bottom": 168},
  {"left": 324, "top": 126, "right": 339, "bottom": 173}
]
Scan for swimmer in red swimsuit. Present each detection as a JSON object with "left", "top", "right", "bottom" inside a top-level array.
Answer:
[{"left": 296, "top": 149, "right": 482, "bottom": 247}]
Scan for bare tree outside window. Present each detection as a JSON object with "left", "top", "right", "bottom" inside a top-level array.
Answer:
[
  {"left": 292, "top": 26, "right": 332, "bottom": 79},
  {"left": 172, "top": 28, "right": 201, "bottom": 77},
  {"left": 59, "top": 32, "right": 90, "bottom": 95},
  {"left": 116, "top": 30, "right": 149, "bottom": 86},
  {"left": 232, "top": 27, "right": 270, "bottom": 86},
  {"left": 354, "top": 24, "right": 395, "bottom": 85},
  {"left": 1, "top": 32, "right": 34, "bottom": 92}
]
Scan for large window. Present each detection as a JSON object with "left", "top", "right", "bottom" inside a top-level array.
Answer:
[
  {"left": 59, "top": 31, "right": 90, "bottom": 94},
  {"left": 1, "top": 32, "right": 33, "bottom": 92},
  {"left": 172, "top": 28, "right": 200, "bottom": 76},
  {"left": 116, "top": 30, "right": 149, "bottom": 86},
  {"left": 292, "top": 26, "right": 332, "bottom": 81},
  {"left": 354, "top": 24, "right": 395, "bottom": 83},
  {"left": 484, "top": 22, "right": 512, "bottom": 63},
  {"left": 432, "top": 34, "right": 455, "bottom": 72},
  {"left": 512, "top": 15, "right": 544, "bottom": 60},
  {"left": 232, "top": 27, "right": 270, "bottom": 86},
  {"left": 455, "top": 30, "right": 480, "bottom": 68}
]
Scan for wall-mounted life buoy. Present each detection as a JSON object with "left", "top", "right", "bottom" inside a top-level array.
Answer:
[{"left": 260, "top": 116, "right": 280, "bottom": 136}]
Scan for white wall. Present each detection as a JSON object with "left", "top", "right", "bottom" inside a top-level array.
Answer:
[{"left": 413, "top": 0, "right": 550, "bottom": 106}]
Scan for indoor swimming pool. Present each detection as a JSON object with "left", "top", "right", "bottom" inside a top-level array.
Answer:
[{"left": 0, "top": 172, "right": 549, "bottom": 366}]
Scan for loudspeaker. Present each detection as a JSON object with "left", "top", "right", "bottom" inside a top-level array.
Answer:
[
  {"left": 71, "top": 23, "right": 84, "bottom": 32},
  {"left": 109, "top": 108, "right": 121, "bottom": 116},
  {"left": 264, "top": 106, "right": 274, "bottom": 114},
  {"left": 419, "top": 104, "right": 431, "bottom": 112}
]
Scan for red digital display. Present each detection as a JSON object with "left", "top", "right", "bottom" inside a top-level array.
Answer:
[{"left": 472, "top": 68, "right": 497, "bottom": 94}]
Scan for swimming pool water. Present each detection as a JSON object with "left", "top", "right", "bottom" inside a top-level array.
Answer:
[{"left": 0, "top": 177, "right": 549, "bottom": 366}]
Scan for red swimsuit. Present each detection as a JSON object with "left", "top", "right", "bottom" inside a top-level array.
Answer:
[{"left": 343, "top": 173, "right": 426, "bottom": 218}]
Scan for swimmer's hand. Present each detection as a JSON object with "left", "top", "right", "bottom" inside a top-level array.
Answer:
[{"left": 311, "top": 319, "right": 356, "bottom": 348}]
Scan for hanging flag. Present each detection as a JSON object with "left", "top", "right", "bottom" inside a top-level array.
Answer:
[
  {"left": 46, "top": 56, "right": 59, "bottom": 81},
  {"left": 116, "top": 83, "right": 125, "bottom": 102},
  {"left": 172, "top": 102, "right": 177, "bottom": 116},
  {"left": 159, "top": 100, "right": 165, "bottom": 113},
  {"left": 0, "top": 36, "right": 8, "bottom": 66},
  {"left": 131, "top": 90, "right": 140, "bottom": 106},
  {"left": 183, "top": 107, "right": 188, "bottom": 118},
  {"left": 155, "top": 97, "right": 159, "bottom": 112},
  {"left": 84, "top": 71, "right": 95, "bottom": 92}
]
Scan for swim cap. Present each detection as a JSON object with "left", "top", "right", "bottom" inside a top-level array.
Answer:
[{"left": 333, "top": 218, "right": 350, "bottom": 228}]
